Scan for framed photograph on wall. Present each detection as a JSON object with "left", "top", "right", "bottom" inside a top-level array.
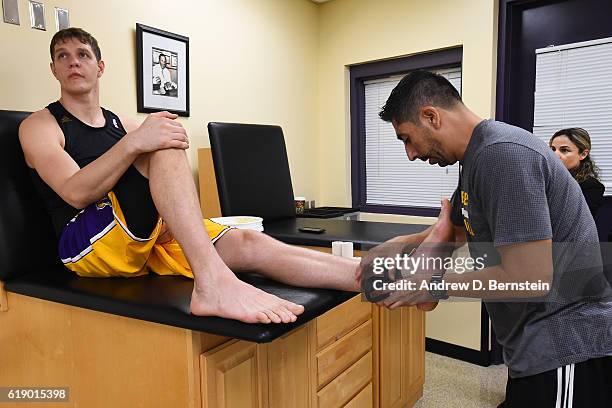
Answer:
[{"left": 136, "top": 23, "right": 190, "bottom": 116}]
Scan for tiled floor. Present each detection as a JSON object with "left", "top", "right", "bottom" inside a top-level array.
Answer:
[{"left": 413, "top": 352, "right": 507, "bottom": 408}]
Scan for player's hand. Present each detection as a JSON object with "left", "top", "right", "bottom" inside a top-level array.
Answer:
[{"left": 127, "top": 111, "right": 189, "bottom": 153}]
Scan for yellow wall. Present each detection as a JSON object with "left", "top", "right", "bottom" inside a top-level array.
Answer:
[
  {"left": 315, "top": 0, "right": 498, "bottom": 207},
  {"left": 0, "top": 0, "right": 498, "bottom": 210},
  {"left": 0, "top": 0, "right": 319, "bottom": 198}
]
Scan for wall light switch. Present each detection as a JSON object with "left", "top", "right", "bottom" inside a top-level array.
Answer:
[
  {"left": 28, "top": 0, "right": 45, "bottom": 30},
  {"left": 55, "top": 7, "right": 69, "bottom": 31},
  {"left": 2, "top": 0, "right": 20, "bottom": 25}
]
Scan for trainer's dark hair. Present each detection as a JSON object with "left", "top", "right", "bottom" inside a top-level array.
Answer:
[
  {"left": 50, "top": 27, "right": 101, "bottom": 62},
  {"left": 379, "top": 70, "right": 462, "bottom": 124}
]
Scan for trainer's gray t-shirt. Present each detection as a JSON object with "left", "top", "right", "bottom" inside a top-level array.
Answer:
[{"left": 454, "top": 119, "right": 612, "bottom": 378}]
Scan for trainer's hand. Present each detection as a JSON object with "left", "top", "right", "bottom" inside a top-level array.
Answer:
[
  {"left": 127, "top": 111, "right": 189, "bottom": 153},
  {"left": 417, "top": 302, "right": 438, "bottom": 311}
]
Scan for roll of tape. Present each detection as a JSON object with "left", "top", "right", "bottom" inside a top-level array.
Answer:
[
  {"left": 332, "top": 241, "right": 343, "bottom": 257},
  {"left": 341, "top": 241, "right": 354, "bottom": 258}
]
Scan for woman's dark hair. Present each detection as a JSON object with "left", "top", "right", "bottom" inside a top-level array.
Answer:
[{"left": 550, "top": 127, "right": 600, "bottom": 183}]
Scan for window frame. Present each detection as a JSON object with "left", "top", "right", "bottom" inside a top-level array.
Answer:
[{"left": 349, "top": 47, "right": 463, "bottom": 216}]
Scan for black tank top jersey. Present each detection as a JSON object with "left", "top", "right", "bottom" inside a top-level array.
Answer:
[{"left": 30, "top": 101, "right": 128, "bottom": 234}]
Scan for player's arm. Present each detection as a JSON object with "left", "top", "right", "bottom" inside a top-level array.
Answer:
[
  {"left": 20, "top": 110, "right": 188, "bottom": 209},
  {"left": 20, "top": 110, "right": 140, "bottom": 208}
]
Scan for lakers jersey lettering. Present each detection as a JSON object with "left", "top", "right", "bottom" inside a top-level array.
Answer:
[{"left": 461, "top": 190, "right": 475, "bottom": 237}]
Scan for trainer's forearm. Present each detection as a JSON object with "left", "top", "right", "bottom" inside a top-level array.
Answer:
[
  {"left": 63, "top": 136, "right": 141, "bottom": 208},
  {"left": 388, "top": 225, "right": 433, "bottom": 245}
]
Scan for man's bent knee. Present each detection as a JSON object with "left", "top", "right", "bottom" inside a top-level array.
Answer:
[
  {"left": 219, "top": 229, "right": 266, "bottom": 254},
  {"left": 150, "top": 148, "right": 188, "bottom": 162},
  {"left": 136, "top": 148, "right": 188, "bottom": 178}
]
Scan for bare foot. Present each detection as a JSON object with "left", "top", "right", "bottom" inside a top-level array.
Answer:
[
  {"left": 190, "top": 273, "right": 305, "bottom": 324},
  {"left": 423, "top": 199, "right": 455, "bottom": 244}
]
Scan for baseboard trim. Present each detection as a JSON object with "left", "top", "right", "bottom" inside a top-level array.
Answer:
[{"left": 425, "top": 337, "right": 492, "bottom": 367}]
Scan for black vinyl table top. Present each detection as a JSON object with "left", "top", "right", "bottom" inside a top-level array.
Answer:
[
  {"left": 5, "top": 266, "right": 356, "bottom": 343},
  {"left": 5, "top": 218, "right": 429, "bottom": 343}
]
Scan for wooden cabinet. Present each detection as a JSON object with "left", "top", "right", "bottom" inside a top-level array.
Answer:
[
  {"left": 198, "top": 294, "right": 427, "bottom": 408},
  {"left": 267, "top": 326, "right": 310, "bottom": 408},
  {"left": 201, "top": 340, "right": 268, "bottom": 408},
  {"left": 2, "top": 288, "right": 423, "bottom": 407},
  {"left": 344, "top": 383, "right": 373, "bottom": 408},
  {"left": 200, "top": 295, "right": 376, "bottom": 408},
  {"left": 317, "top": 320, "right": 372, "bottom": 388},
  {"left": 317, "top": 351, "right": 372, "bottom": 408},
  {"left": 316, "top": 294, "right": 371, "bottom": 350},
  {"left": 376, "top": 306, "right": 425, "bottom": 408}
]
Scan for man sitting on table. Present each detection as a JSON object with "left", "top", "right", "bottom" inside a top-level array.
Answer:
[{"left": 20, "top": 27, "right": 365, "bottom": 325}]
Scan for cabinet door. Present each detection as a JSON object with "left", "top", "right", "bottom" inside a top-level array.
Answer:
[
  {"left": 201, "top": 340, "right": 268, "bottom": 408},
  {"left": 378, "top": 306, "right": 425, "bottom": 408},
  {"left": 267, "top": 326, "right": 310, "bottom": 408},
  {"left": 403, "top": 306, "right": 425, "bottom": 401}
]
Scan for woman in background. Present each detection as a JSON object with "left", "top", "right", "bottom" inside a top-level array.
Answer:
[{"left": 550, "top": 127, "right": 605, "bottom": 216}]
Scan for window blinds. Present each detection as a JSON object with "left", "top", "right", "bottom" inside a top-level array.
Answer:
[
  {"left": 364, "top": 67, "right": 462, "bottom": 209},
  {"left": 534, "top": 37, "right": 612, "bottom": 191}
]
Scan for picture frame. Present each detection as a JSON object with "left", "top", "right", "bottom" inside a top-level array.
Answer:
[{"left": 136, "top": 23, "right": 190, "bottom": 117}]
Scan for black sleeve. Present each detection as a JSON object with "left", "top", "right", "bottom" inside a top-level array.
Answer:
[
  {"left": 450, "top": 186, "right": 463, "bottom": 227},
  {"left": 580, "top": 178, "right": 605, "bottom": 217}
]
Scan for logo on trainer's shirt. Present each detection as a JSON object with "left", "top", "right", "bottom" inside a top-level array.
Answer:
[
  {"left": 60, "top": 115, "right": 72, "bottom": 124},
  {"left": 461, "top": 190, "right": 475, "bottom": 237},
  {"left": 112, "top": 118, "right": 119, "bottom": 129}
]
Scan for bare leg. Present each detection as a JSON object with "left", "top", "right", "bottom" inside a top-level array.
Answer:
[
  {"left": 141, "top": 149, "right": 304, "bottom": 324},
  {"left": 213, "top": 229, "right": 360, "bottom": 292}
]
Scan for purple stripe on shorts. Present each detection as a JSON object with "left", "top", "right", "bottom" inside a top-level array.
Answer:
[{"left": 58, "top": 198, "right": 115, "bottom": 262}]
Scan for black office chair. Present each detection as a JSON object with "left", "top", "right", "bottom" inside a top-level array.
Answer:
[
  {"left": 595, "top": 196, "right": 612, "bottom": 285},
  {"left": 207, "top": 122, "right": 296, "bottom": 221}
]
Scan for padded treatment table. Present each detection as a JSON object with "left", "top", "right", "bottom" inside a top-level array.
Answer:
[
  {"left": 0, "top": 111, "right": 427, "bottom": 407},
  {"left": 5, "top": 268, "right": 355, "bottom": 343}
]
